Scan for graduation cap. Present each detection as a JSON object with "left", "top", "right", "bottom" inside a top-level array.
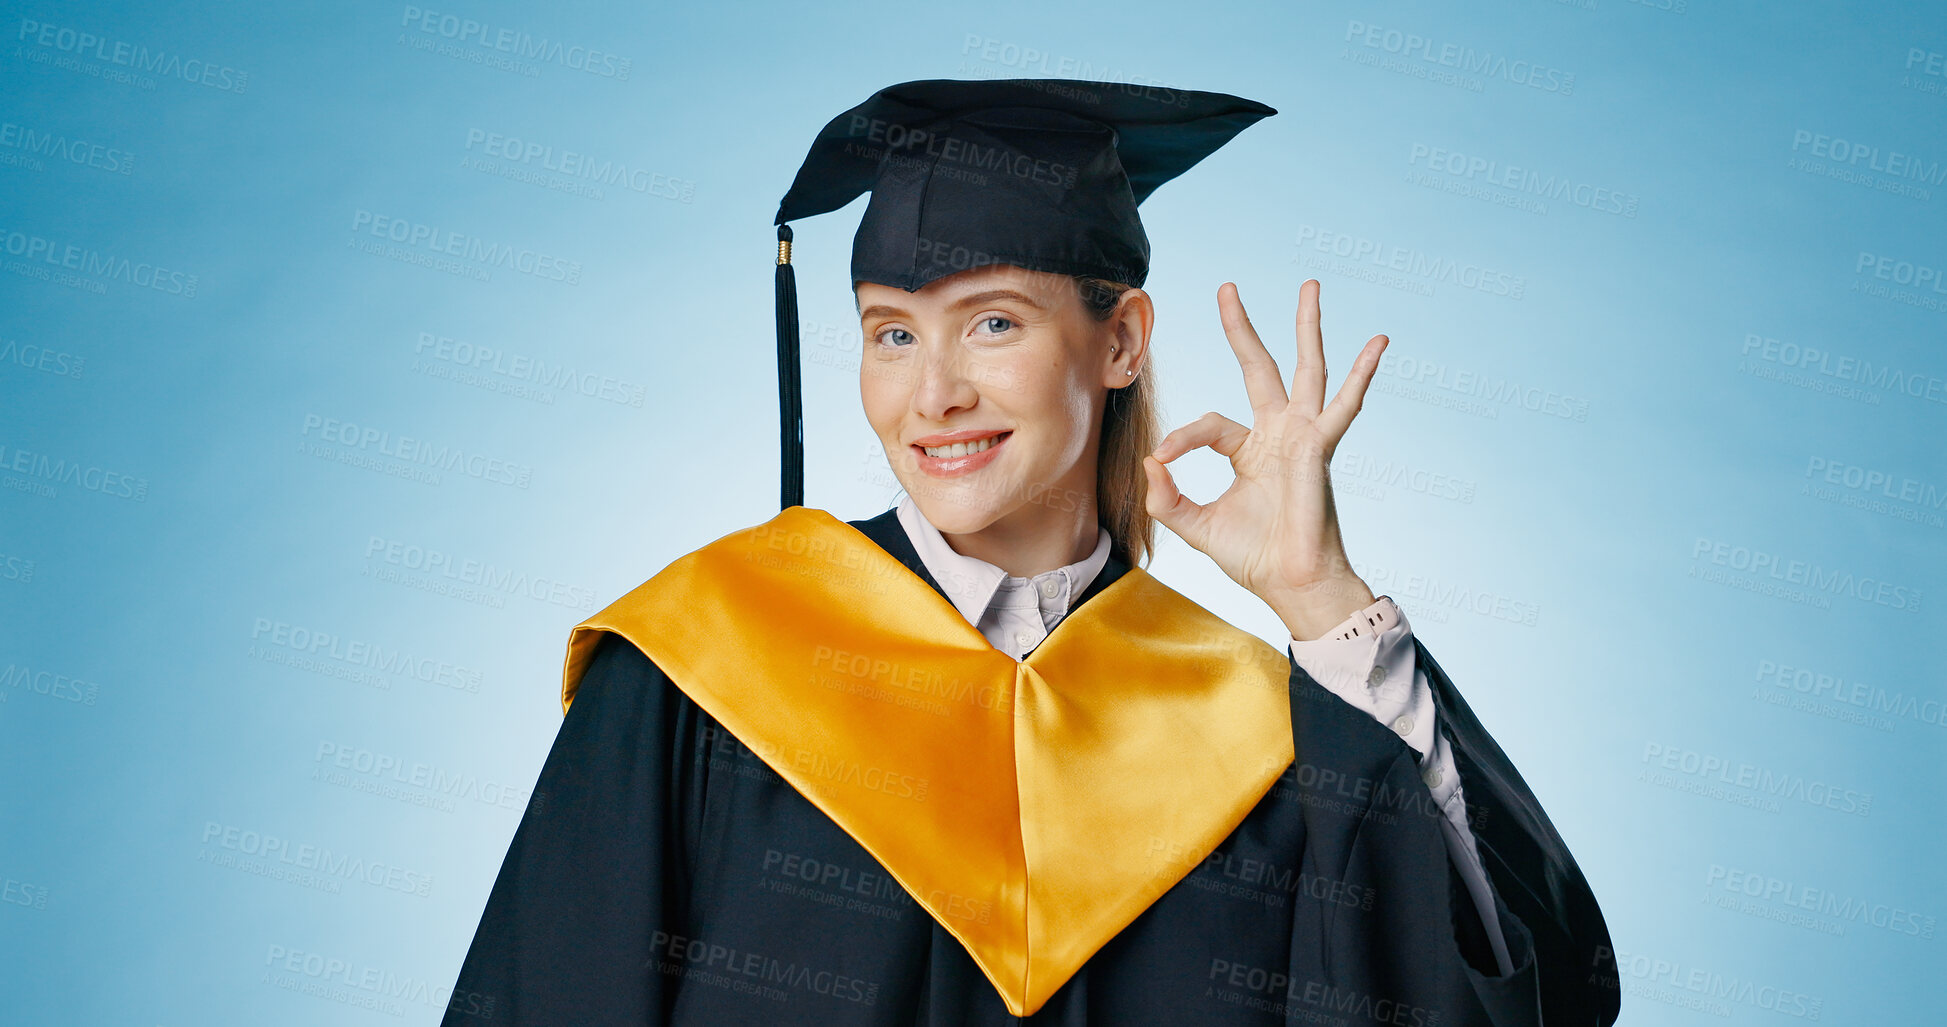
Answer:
[{"left": 771, "top": 78, "right": 1277, "bottom": 509}]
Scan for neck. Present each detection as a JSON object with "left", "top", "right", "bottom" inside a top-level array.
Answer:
[{"left": 938, "top": 506, "right": 1098, "bottom": 576}]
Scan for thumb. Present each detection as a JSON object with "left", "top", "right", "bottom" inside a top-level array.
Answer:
[{"left": 1143, "top": 455, "right": 1210, "bottom": 551}]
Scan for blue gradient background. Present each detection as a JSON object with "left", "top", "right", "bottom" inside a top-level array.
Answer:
[{"left": 3, "top": 1, "right": 1942, "bottom": 1023}]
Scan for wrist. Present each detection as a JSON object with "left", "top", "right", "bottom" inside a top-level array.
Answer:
[{"left": 1269, "top": 574, "right": 1378, "bottom": 641}]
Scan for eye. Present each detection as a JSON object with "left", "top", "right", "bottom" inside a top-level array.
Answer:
[
  {"left": 875, "top": 327, "right": 916, "bottom": 347},
  {"left": 977, "top": 316, "right": 1015, "bottom": 335}
]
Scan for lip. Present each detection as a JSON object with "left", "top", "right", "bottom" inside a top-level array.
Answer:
[
  {"left": 911, "top": 428, "right": 1009, "bottom": 447},
  {"left": 911, "top": 429, "right": 1010, "bottom": 478}
]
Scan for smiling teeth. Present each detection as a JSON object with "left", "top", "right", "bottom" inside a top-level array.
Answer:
[{"left": 923, "top": 436, "right": 999, "bottom": 459}]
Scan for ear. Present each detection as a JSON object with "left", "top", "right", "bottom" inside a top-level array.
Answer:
[{"left": 1102, "top": 287, "right": 1156, "bottom": 389}]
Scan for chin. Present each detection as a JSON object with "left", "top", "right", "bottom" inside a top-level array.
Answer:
[{"left": 901, "top": 480, "right": 1012, "bottom": 535}]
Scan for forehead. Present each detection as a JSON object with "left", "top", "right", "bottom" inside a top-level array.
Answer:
[{"left": 854, "top": 263, "right": 1074, "bottom": 311}]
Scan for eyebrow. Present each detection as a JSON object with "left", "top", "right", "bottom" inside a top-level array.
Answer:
[{"left": 858, "top": 288, "right": 1049, "bottom": 322}]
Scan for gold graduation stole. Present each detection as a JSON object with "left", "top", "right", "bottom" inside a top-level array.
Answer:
[{"left": 561, "top": 507, "right": 1294, "bottom": 1016}]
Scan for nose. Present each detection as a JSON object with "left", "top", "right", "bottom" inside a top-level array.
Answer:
[{"left": 911, "top": 344, "right": 980, "bottom": 423}]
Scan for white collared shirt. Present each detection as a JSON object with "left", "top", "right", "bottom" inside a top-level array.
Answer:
[
  {"left": 895, "top": 494, "right": 1112, "bottom": 661},
  {"left": 890, "top": 493, "right": 1512, "bottom": 974}
]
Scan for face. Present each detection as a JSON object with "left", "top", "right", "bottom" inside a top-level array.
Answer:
[{"left": 857, "top": 263, "right": 1147, "bottom": 538}]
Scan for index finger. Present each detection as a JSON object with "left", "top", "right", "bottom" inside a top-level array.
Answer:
[{"left": 1217, "top": 282, "right": 1288, "bottom": 416}]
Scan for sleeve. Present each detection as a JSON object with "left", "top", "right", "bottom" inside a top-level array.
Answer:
[
  {"left": 1286, "top": 622, "right": 1620, "bottom": 1026},
  {"left": 1414, "top": 636, "right": 1622, "bottom": 1025},
  {"left": 1289, "top": 598, "right": 1514, "bottom": 975},
  {"left": 441, "top": 632, "right": 711, "bottom": 1026}
]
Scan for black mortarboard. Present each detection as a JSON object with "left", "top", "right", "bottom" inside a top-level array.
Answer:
[{"left": 771, "top": 78, "right": 1276, "bottom": 509}]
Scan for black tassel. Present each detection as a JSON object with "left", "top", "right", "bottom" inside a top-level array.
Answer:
[{"left": 774, "top": 223, "right": 803, "bottom": 510}]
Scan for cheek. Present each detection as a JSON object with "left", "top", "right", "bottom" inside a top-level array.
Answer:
[
  {"left": 1058, "top": 384, "right": 1099, "bottom": 459},
  {"left": 859, "top": 365, "right": 903, "bottom": 438},
  {"left": 1013, "top": 364, "right": 1098, "bottom": 460}
]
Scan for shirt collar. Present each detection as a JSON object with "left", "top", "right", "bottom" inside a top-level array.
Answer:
[{"left": 894, "top": 494, "right": 1112, "bottom": 628}]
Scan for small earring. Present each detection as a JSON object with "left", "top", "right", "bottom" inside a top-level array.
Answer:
[{"left": 1125, "top": 369, "right": 1136, "bottom": 377}]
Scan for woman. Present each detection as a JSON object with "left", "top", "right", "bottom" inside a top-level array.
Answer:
[{"left": 444, "top": 79, "right": 1617, "bottom": 1026}]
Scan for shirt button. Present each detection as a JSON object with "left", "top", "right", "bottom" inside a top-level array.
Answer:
[
  {"left": 1422, "top": 764, "right": 1444, "bottom": 789},
  {"left": 1366, "top": 665, "right": 1387, "bottom": 687},
  {"left": 1039, "top": 578, "right": 1061, "bottom": 599},
  {"left": 1015, "top": 631, "right": 1034, "bottom": 650},
  {"left": 1391, "top": 714, "right": 1415, "bottom": 737}
]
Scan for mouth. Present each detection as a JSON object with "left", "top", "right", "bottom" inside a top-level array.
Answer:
[{"left": 911, "top": 430, "right": 1010, "bottom": 478}]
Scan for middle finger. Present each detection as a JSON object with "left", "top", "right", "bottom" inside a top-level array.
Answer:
[
  {"left": 1218, "top": 282, "right": 1289, "bottom": 416},
  {"left": 1292, "top": 279, "right": 1326, "bottom": 414}
]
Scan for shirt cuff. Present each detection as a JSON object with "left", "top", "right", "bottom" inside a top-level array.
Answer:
[{"left": 1288, "top": 596, "right": 1432, "bottom": 757}]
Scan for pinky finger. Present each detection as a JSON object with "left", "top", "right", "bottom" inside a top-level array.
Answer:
[{"left": 1317, "top": 334, "right": 1388, "bottom": 442}]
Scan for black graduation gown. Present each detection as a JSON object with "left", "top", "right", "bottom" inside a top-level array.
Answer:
[{"left": 442, "top": 509, "right": 1619, "bottom": 1026}]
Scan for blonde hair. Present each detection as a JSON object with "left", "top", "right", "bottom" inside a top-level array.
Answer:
[{"left": 1076, "top": 276, "right": 1159, "bottom": 567}]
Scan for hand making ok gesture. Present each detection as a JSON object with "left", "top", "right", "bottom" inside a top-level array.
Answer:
[{"left": 1142, "top": 279, "right": 1386, "bottom": 641}]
